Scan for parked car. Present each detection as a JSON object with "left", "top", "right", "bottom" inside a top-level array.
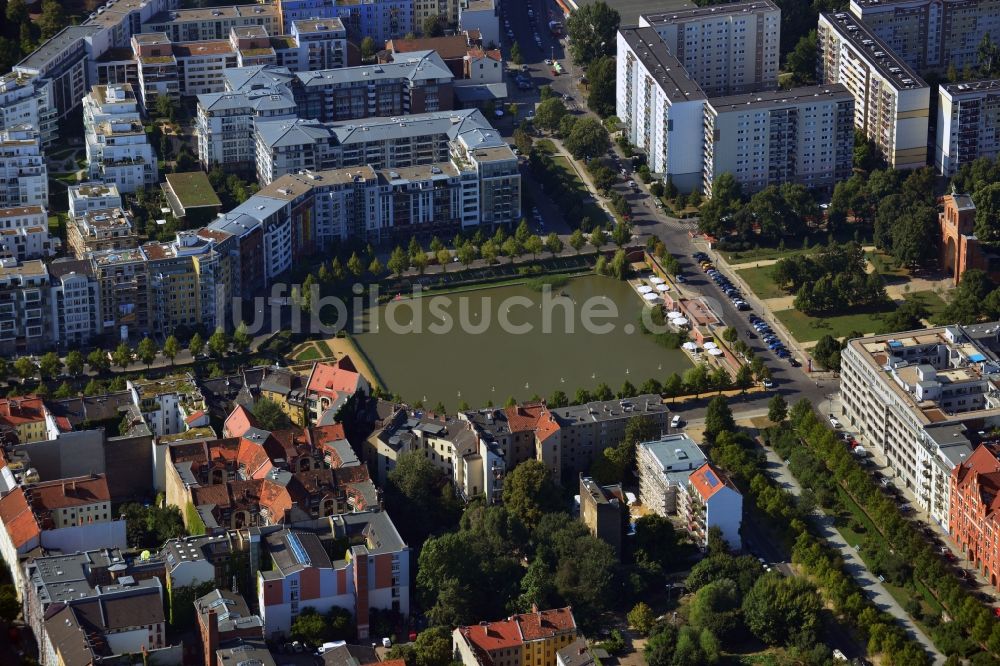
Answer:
[
  {"left": 762, "top": 378, "right": 775, "bottom": 389},
  {"left": 745, "top": 329, "right": 757, "bottom": 339},
  {"left": 671, "top": 414, "right": 682, "bottom": 428},
  {"left": 829, "top": 416, "right": 841, "bottom": 428}
]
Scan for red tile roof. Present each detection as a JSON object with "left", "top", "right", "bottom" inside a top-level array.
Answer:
[
  {"left": 688, "top": 463, "right": 737, "bottom": 501},
  {"left": 0, "top": 396, "right": 48, "bottom": 427},
  {"left": 185, "top": 410, "right": 206, "bottom": 425},
  {"left": 307, "top": 357, "right": 363, "bottom": 400},
  {"left": 503, "top": 404, "right": 546, "bottom": 434},
  {"left": 387, "top": 35, "right": 469, "bottom": 59},
  {"left": 462, "top": 619, "right": 522, "bottom": 652},
  {"left": 0, "top": 487, "right": 41, "bottom": 549},
  {"left": 954, "top": 444, "right": 1000, "bottom": 518},
  {"left": 513, "top": 606, "right": 576, "bottom": 640},
  {"left": 31, "top": 475, "right": 111, "bottom": 511},
  {"left": 224, "top": 404, "right": 258, "bottom": 438}
]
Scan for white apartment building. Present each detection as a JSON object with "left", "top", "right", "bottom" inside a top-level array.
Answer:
[
  {"left": 682, "top": 463, "right": 743, "bottom": 550},
  {"left": 0, "top": 259, "right": 51, "bottom": 355},
  {"left": 638, "top": 0, "right": 781, "bottom": 96},
  {"left": 254, "top": 119, "right": 339, "bottom": 185},
  {"left": 0, "top": 73, "right": 56, "bottom": 145},
  {"left": 849, "top": 0, "right": 1000, "bottom": 71},
  {"left": 83, "top": 84, "right": 158, "bottom": 193},
  {"left": 68, "top": 182, "right": 123, "bottom": 219},
  {"left": 49, "top": 258, "right": 101, "bottom": 349},
  {"left": 839, "top": 323, "right": 1000, "bottom": 528},
  {"left": 458, "top": 0, "right": 499, "bottom": 48},
  {"left": 703, "top": 85, "right": 855, "bottom": 196},
  {"left": 196, "top": 87, "right": 298, "bottom": 170},
  {"left": 0, "top": 206, "right": 58, "bottom": 262},
  {"left": 0, "top": 126, "right": 48, "bottom": 208},
  {"left": 636, "top": 433, "right": 708, "bottom": 515},
  {"left": 936, "top": 79, "right": 1000, "bottom": 176},
  {"left": 818, "top": 11, "right": 930, "bottom": 170},
  {"left": 289, "top": 19, "right": 348, "bottom": 71},
  {"left": 616, "top": 27, "right": 707, "bottom": 192},
  {"left": 142, "top": 4, "right": 279, "bottom": 42}
]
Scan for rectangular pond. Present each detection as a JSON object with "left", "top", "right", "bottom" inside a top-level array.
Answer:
[{"left": 351, "top": 274, "right": 693, "bottom": 410}]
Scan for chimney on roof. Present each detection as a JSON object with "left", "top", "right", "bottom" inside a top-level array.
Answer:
[{"left": 205, "top": 608, "right": 219, "bottom": 666}]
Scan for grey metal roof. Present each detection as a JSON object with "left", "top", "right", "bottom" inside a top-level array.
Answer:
[
  {"left": 255, "top": 118, "right": 337, "bottom": 148},
  {"left": 641, "top": 0, "right": 778, "bottom": 24},
  {"left": 223, "top": 65, "right": 295, "bottom": 93},
  {"left": 330, "top": 108, "right": 486, "bottom": 145},
  {"left": 296, "top": 50, "right": 452, "bottom": 87},
  {"left": 208, "top": 212, "right": 263, "bottom": 237},
  {"left": 199, "top": 88, "right": 296, "bottom": 114},
  {"left": 453, "top": 82, "right": 510, "bottom": 102},
  {"left": 16, "top": 26, "right": 101, "bottom": 74},
  {"left": 619, "top": 26, "right": 706, "bottom": 102}
]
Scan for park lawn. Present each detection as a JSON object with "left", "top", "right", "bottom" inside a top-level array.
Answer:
[
  {"left": 535, "top": 138, "right": 556, "bottom": 154},
  {"left": 315, "top": 340, "right": 334, "bottom": 357},
  {"left": 903, "top": 290, "right": 950, "bottom": 324},
  {"left": 719, "top": 245, "right": 809, "bottom": 264},
  {"left": 294, "top": 346, "right": 321, "bottom": 361},
  {"left": 736, "top": 265, "right": 789, "bottom": 300},
  {"left": 549, "top": 155, "right": 610, "bottom": 224},
  {"left": 774, "top": 306, "right": 895, "bottom": 342},
  {"left": 865, "top": 250, "right": 910, "bottom": 278}
]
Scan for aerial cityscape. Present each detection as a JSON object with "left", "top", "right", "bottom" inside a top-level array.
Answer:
[{"left": 5, "top": 0, "right": 1000, "bottom": 664}]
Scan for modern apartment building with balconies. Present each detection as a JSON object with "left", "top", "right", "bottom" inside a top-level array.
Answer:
[
  {"left": 839, "top": 323, "right": 1000, "bottom": 527},
  {"left": 83, "top": 84, "right": 158, "bottom": 193},
  {"left": 0, "top": 125, "right": 48, "bottom": 208}
]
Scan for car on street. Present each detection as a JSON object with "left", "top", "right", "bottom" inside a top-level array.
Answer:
[
  {"left": 745, "top": 329, "right": 757, "bottom": 339},
  {"left": 762, "top": 378, "right": 775, "bottom": 389},
  {"left": 671, "top": 414, "right": 682, "bottom": 428},
  {"left": 675, "top": 274, "right": 686, "bottom": 283},
  {"left": 544, "top": 59, "right": 552, "bottom": 65},
  {"left": 829, "top": 416, "right": 841, "bottom": 428}
]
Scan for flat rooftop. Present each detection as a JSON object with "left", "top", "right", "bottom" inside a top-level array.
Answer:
[
  {"left": 146, "top": 4, "right": 276, "bottom": 23},
  {"left": 164, "top": 171, "right": 222, "bottom": 208},
  {"left": 618, "top": 26, "right": 706, "bottom": 102},
  {"left": 573, "top": 0, "right": 694, "bottom": 25},
  {"left": 641, "top": 0, "right": 778, "bottom": 23},
  {"left": 709, "top": 84, "right": 853, "bottom": 112},
  {"left": 821, "top": 11, "right": 926, "bottom": 90},
  {"left": 942, "top": 78, "right": 1000, "bottom": 96}
]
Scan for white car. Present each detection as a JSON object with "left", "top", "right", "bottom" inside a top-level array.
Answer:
[
  {"left": 829, "top": 416, "right": 841, "bottom": 428},
  {"left": 670, "top": 414, "right": 682, "bottom": 428},
  {"left": 544, "top": 59, "right": 553, "bottom": 65}
]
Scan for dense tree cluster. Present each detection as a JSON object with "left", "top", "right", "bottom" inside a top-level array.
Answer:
[
  {"left": 699, "top": 176, "right": 818, "bottom": 248},
  {"left": 768, "top": 403, "right": 1000, "bottom": 662},
  {"left": 770, "top": 242, "right": 887, "bottom": 316},
  {"left": 565, "top": 1, "right": 620, "bottom": 67},
  {"left": 416, "top": 465, "right": 616, "bottom": 629}
]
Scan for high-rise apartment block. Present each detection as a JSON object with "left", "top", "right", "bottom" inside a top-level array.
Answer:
[
  {"left": 616, "top": 27, "right": 707, "bottom": 192},
  {"left": 0, "top": 126, "right": 48, "bottom": 208},
  {"left": 936, "top": 79, "right": 1000, "bottom": 176},
  {"left": 703, "top": 85, "right": 855, "bottom": 195},
  {"left": 638, "top": 0, "right": 781, "bottom": 96},
  {"left": 849, "top": 0, "right": 1000, "bottom": 72},
  {"left": 83, "top": 84, "right": 158, "bottom": 193},
  {"left": 818, "top": 11, "right": 930, "bottom": 170}
]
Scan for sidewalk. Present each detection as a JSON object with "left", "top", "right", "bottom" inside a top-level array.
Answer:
[{"left": 758, "top": 442, "right": 945, "bottom": 663}]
